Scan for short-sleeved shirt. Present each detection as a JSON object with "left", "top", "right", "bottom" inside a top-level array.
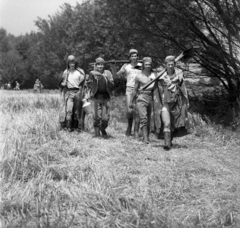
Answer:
[
  {"left": 138, "top": 72, "right": 156, "bottom": 92},
  {"left": 118, "top": 63, "right": 141, "bottom": 88},
  {"left": 63, "top": 69, "right": 84, "bottom": 89}
]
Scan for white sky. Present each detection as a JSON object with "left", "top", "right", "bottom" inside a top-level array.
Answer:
[{"left": 0, "top": 0, "right": 83, "bottom": 36}]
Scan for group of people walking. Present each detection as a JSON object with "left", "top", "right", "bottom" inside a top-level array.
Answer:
[{"left": 59, "top": 49, "right": 190, "bottom": 150}]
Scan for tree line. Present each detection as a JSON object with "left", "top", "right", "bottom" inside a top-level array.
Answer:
[{"left": 0, "top": 0, "right": 239, "bottom": 104}]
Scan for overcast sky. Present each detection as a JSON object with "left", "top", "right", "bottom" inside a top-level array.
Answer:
[{"left": 0, "top": 0, "right": 83, "bottom": 36}]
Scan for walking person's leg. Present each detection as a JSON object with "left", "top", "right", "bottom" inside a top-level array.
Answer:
[
  {"left": 66, "top": 92, "right": 75, "bottom": 132},
  {"left": 92, "top": 99, "right": 101, "bottom": 137},
  {"left": 137, "top": 96, "right": 149, "bottom": 144},
  {"left": 161, "top": 103, "right": 172, "bottom": 150},
  {"left": 125, "top": 88, "right": 134, "bottom": 136},
  {"left": 101, "top": 99, "right": 110, "bottom": 137}
]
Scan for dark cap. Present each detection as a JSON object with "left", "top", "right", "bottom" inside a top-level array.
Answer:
[{"left": 95, "top": 57, "right": 105, "bottom": 63}]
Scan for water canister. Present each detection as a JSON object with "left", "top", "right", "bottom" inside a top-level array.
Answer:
[{"left": 82, "top": 99, "right": 92, "bottom": 115}]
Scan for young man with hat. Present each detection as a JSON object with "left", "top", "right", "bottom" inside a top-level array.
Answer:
[
  {"left": 59, "top": 55, "right": 85, "bottom": 132},
  {"left": 129, "top": 57, "right": 156, "bottom": 144},
  {"left": 158, "top": 55, "right": 190, "bottom": 150},
  {"left": 88, "top": 57, "right": 114, "bottom": 137},
  {"left": 111, "top": 49, "right": 142, "bottom": 137}
]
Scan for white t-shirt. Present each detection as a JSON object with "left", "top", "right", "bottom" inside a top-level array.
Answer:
[
  {"left": 118, "top": 63, "right": 141, "bottom": 88},
  {"left": 63, "top": 69, "right": 85, "bottom": 88}
]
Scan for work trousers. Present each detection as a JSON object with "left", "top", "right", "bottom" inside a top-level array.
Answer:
[
  {"left": 126, "top": 86, "right": 139, "bottom": 121},
  {"left": 137, "top": 93, "right": 152, "bottom": 129},
  {"left": 92, "top": 97, "right": 110, "bottom": 129},
  {"left": 66, "top": 90, "right": 83, "bottom": 121}
]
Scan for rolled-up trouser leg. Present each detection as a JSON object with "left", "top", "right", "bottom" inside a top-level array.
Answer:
[
  {"left": 74, "top": 89, "right": 84, "bottom": 131},
  {"left": 101, "top": 99, "right": 110, "bottom": 136},
  {"left": 59, "top": 89, "right": 67, "bottom": 128},
  {"left": 92, "top": 99, "right": 101, "bottom": 128},
  {"left": 137, "top": 94, "right": 152, "bottom": 130},
  {"left": 126, "top": 87, "right": 134, "bottom": 119},
  {"left": 66, "top": 91, "right": 75, "bottom": 121}
]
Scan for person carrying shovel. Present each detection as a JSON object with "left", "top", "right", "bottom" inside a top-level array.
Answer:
[
  {"left": 129, "top": 57, "right": 156, "bottom": 144},
  {"left": 111, "top": 49, "right": 142, "bottom": 138}
]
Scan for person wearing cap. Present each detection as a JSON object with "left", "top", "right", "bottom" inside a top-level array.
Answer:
[
  {"left": 111, "top": 49, "right": 142, "bottom": 137},
  {"left": 88, "top": 57, "right": 114, "bottom": 137},
  {"left": 157, "top": 55, "right": 190, "bottom": 150},
  {"left": 59, "top": 55, "right": 85, "bottom": 132},
  {"left": 129, "top": 57, "right": 156, "bottom": 144}
]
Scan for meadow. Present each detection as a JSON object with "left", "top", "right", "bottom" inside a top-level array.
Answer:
[{"left": 0, "top": 90, "right": 240, "bottom": 228}]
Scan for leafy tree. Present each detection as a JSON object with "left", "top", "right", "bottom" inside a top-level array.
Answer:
[
  {"left": 0, "top": 50, "right": 24, "bottom": 83},
  {"left": 107, "top": 0, "right": 240, "bottom": 106}
]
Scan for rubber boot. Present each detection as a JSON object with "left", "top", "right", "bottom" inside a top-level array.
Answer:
[
  {"left": 73, "top": 120, "right": 81, "bottom": 132},
  {"left": 125, "top": 118, "right": 133, "bottom": 136},
  {"left": 163, "top": 132, "right": 171, "bottom": 150},
  {"left": 100, "top": 127, "right": 108, "bottom": 138},
  {"left": 142, "top": 126, "right": 149, "bottom": 144},
  {"left": 66, "top": 120, "right": 73, "bottom": 132},
  {"left": 94, "top": 127, "right": 100, "bottom": 137},
  {"left": 60, "top": 122, "right": 66, "bottom": 131},
  {"left": 134, "top": 121, "right": 140, "bottom": 138}
]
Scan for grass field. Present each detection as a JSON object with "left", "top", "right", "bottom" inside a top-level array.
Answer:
[{"left": 0, "top": 90, "right": 240, "bottom": 228}]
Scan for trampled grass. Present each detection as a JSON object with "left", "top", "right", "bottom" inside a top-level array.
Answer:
[{"left": 0, "top": 90, "right": 239, "bottom": 228}]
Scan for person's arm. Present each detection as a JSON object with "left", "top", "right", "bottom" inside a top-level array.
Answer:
[
  {"left": 129, "top": 77, "right": 140, "bottom": 109},
  {"left": 110, "top": 63, "right": 127, "bottom": 79},
  {"left": 106, "top": 70, "right": 114, "bottom": 90}
]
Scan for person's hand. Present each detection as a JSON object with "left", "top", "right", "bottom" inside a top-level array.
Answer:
[
  {"left": 129, "top": 102, "right": 133, "bottom": 109},
  {"left": 110, "top": 60, "right": 117, "bottom": 70}
]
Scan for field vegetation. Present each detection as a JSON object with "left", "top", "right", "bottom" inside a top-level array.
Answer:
[{"left": 0, "top": 90, "right": 240, "bottom": 228}]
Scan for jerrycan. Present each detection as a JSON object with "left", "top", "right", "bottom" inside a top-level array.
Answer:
[{"left": 82, "top": 99, "right": 92, "bottom": 115}]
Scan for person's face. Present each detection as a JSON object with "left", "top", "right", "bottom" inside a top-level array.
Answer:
[
  {"left": 130, "top": 53, "right": 138, "bottom": 63},
  {"left": 166, "top": 61, "right": 175, "bottom": 72},
  {"left": 69, "top": 61, "right": 75, "bottom": 70},
  {"left": 144, "top": 62, "right": 152, "bottom": 71},
  {"left": 96, "top": 63, "right": 104, "bottom": 72}
]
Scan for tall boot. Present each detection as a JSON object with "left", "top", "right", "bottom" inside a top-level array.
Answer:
[
  {"left": 125, "top": 118, "right": 133, "bottom": 136},
  {"left": 94, "top": 127, "right": 100, "bottom": 137},
  {"left": 59, "top": 122, "right": 66, "bottom": 131},
  {"left": 142, "top": 126, "right": 149, "bottom": 144},
  {"left": 100, "top": 127, "right": 108, "bottom": 138},
  {"left": 134, "top": 121, "right": 140, "bottom": 138},
  {"left": 163, "top": 132, "right": 171, "bottom": 150},
  {"left": 66, "top": 120, "right": 73, "bottom": 132}
]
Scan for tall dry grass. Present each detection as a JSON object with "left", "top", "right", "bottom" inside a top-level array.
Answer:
[{"left": 0, "top": 90, "right": 239, "bottom": 228}]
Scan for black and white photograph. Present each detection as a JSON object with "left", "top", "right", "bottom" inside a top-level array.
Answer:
[{"left": 0, "top": 0, "right": 239, "bottom": 227}]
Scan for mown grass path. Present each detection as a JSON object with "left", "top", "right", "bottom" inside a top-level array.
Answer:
[{"left": 0, "top": 90, "right": 239, "bottom": 228}]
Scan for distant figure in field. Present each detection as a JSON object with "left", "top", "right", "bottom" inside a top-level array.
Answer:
[
  {"left": 14, "top": 81, "right": 20, "bottom": 90},
  {"left": 33, "top": 79, "right": 44, "bottom": 93},
  {"left": 59, "top": 55, "right": 86, "bottom": 132},
  {"left": 7, "top": 82, "right": 11, "bottom": 90}
]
